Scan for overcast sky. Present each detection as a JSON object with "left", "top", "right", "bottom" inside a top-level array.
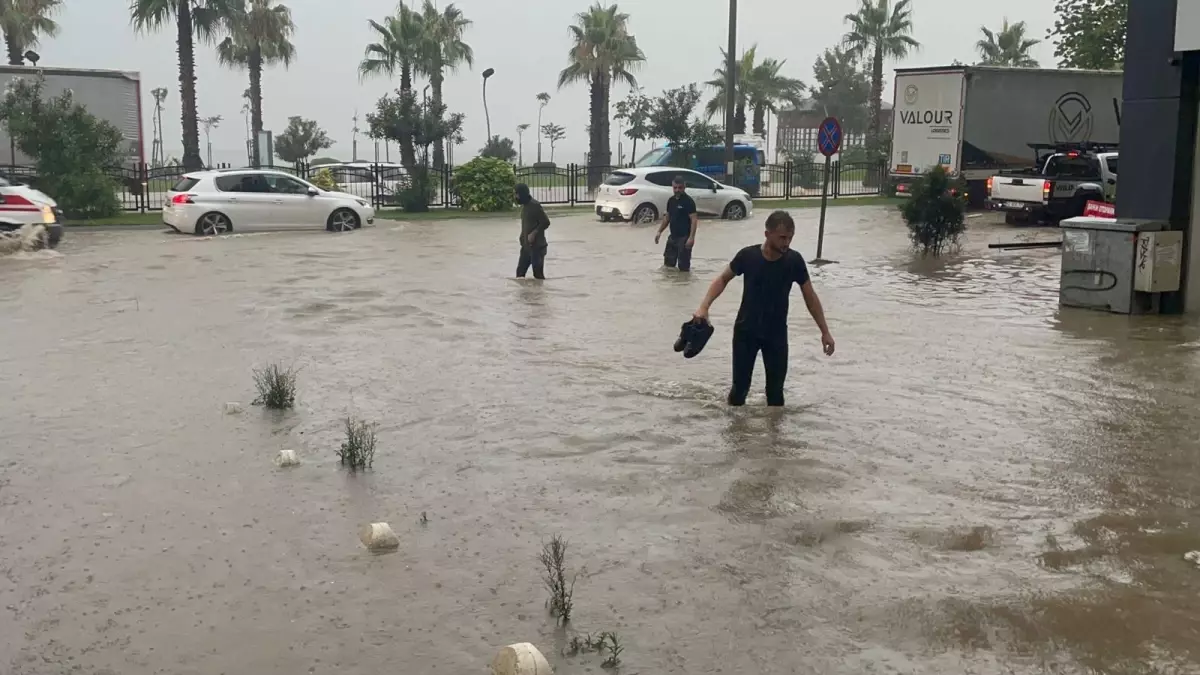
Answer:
[{"left": 43, "top": 0, "right": 1059, "bottom": 165}]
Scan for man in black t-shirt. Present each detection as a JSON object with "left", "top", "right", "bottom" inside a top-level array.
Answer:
[
  {"left": 692, "top": 210, "right": 835, "bottom": 406},
  {"left": 654, "top": 175, "right": 698, "bottom": 271}
]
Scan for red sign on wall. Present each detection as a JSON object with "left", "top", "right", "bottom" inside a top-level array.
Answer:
[{"left": 1083, "top": 201, "right": 1116, "bottom": 219}]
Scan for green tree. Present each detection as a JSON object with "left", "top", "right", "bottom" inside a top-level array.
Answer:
[
  {"left": 746, "top": 56, "right": 805, "bottom": 136},
  {"left": 274, "top": 116, "right": 334, "bottom": 164},
  {"left": 613, "top": 88, "right": 652, "bottom": 163},
  {"left": 217, "top": 0, "right": 296, "bottom": 167},
  {"left": 977, "top": 18, "right": 1040, "bottom": 66},
  {"left": 479, "top": 135, "right": 516, "bottom": 162},
  {"left": 368, "top": 90, "right": 464, "bottom": 210},
  {"left": 1, "top": 0, "right": 60, "bottom": 66},
  {"left": 131, "top": 0, "right": 238, "bottom": 171},
  {"left": 704, "top": 46, "right": 754, "bottom": 134},
  {"left": 558, "top": 3, "right": 645, "bottom": 184},
  {"left": 899, "top": 165, "right": 967, "bottom": 256},
  {"left": 540, "top": 122, "right": 565, "bottom": 163},
  {"left": 0, "top": 76, "right": 124, "bottom": 219},
  {"left": 515, "top": 123, "right": 530, "bottom": 165},
  {"left": 842, "top": 0, "right": 920, "bottom": 143},
  {"left": 1048, "top": 0, "right": 1127, "bottom": 69},
  {"left": 535, "top": 92, "right": 550, "bottom": 162},
  {"left": 418, "top": 0, "right": 472, "bottom": 169},
  {"left": 811, "top": 47, "right": 870, "bottom": 134},
  {"left": 648, "top": 84, "right": 722, "bottom": 167},
  {"left": 359, "top": 5, "right": 425, "bottom": 170}
]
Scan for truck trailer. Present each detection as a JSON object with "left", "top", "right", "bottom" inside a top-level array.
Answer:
[
  {"left": 0, "top": 65, "right": 144, "bottom": 168},
  {"left": 889, "top": 65, "right": 1122, "bottom": 206}
]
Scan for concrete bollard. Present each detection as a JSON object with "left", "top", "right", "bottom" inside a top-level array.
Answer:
[
  {"left": 276, "top": 449, "right": 300, "bottom": 467},
  {"left": 359, "top": 522, "right": 400, "bottom": 551},
  {"left": 491, "top": 643, "right": 552, "bottom": 675},
  {"left": 224, "top": 402, "right": 243, "bottom": 415}
]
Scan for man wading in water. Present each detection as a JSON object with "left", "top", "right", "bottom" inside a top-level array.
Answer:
[
  {"left": 515, "top": 183, "right": 549, "bottom": 279},
  {"left": 692, "top": 210, "right": 835, "bottom": 406},
  {"left": 654, "top": 175, "right": 698, "bottom": 272}
]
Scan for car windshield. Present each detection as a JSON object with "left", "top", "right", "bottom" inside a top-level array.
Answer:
[{"left": 634, "top": 148, "right": 671, "bottom": 167}]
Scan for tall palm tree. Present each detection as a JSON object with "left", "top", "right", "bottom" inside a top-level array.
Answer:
[
  {"left": 535, "top": 92, "right": 550, "bottom": 162},
  {"left": 976, "top": 19, "right": 1040, "bottom": 67},
  {"left": 359, "top": 5, "right": 426, "bottom": 169},
  {"left": 704, "top": 46, "right": 756, "bottom": 135},
  {"left": 842, "top": 0, "right": 919, "bottom": 142},
  {"left": 516, "top": 123, "right": 530, "bottom": 165},
  {"left": 217, "top": 0, "right": 295, "bottom": 167},
  {"left": 747, "top": 57, "right": 805, "bottom": 136},
  {"left": 131, "top": 0, "right": 239, "bottom": 170},
  {"left": 0, "top": 0, "right": 61, "bottom": 66},
  {"left": 419, "top": 0, "right": 471, "bottom": 168},
  {"left": 558, "top": 3, "right": 644, "bottom": 185}
]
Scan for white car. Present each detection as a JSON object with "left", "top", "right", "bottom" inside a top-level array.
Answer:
[
  {"left": 593, "top": 167, "right": 753, "bottom": 224},
  {"left": 0, "top": 175, "right": 63, "bottom": 248},
  {"left": 162, "top": 169, "right": 376, "bottom": 236}
]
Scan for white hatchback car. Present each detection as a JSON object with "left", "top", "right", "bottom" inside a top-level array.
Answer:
[
  {"left": 593, "top": 167, "right": 753, "bottom": 224},
  {"left": 162, "top": 169, "right": 376, "bottom": 236}
]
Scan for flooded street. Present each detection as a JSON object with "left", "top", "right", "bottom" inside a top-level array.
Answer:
[{"left": 4, "top": 206, "right": 1200, "bottom": 674}]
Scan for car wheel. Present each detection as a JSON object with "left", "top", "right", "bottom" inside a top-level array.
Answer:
[
  {"left": 1004, "top": 212, "right": 1026, "bottom": 226},
  {"left": 723, "top": 201, "right": 747, "bottom": 220},
  {"left": 327, "top": 208, "right": 361, "bottom": 232},
  {"left": 195, "top": 212, "right": 232, "bottom": 236},
  {"left": 632, "top": 203, "right": 658, "bottom": 224}
]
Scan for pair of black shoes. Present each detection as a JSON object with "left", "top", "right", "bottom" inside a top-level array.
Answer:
[{"left": 674, "top": 318, "right": 714, "bottom": 358}]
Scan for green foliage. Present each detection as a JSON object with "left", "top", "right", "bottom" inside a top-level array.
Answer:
[
  {"left": 899, "top": 165, "right": 967, "bottom": 257},
  {"left": 0, "top": 75, "right": 124, "bottom": 219},
  {"left": 251, "top": 362, "right": 298, "bottom": 409},
  {"left": 479, "top": 135, "right": 517, "bottom": 162},
  {"left": 811, "top": 47, "right": 870, "bottom": 134},
  {"left": 310, "top": 167, "right": 339, "bottom": 191},
  {"left": 368, "top": 89, "right": 464, "bottom": 170},
  {"left": 453, "top": 156, "right": 515, "bottom": 212},
  {"left": 648, "top": 83, "right": 722, "bottom": 167},
  {"left": 338, "top": 416, "right": 377, "bottom": 471},
  {"left": 976, "top": 19, "right": 1040, "bottom": 67},
  {"left": 397, "top": 165, "right": 433, "bottom": 212},
  {"left": 1049, "top": 0, "right": 1127, "bottom": 69},
  {"left": 274, "top": 116, "right": 334, "bottom": 163},
  {"left": 614, "top": 89, "right": 652, "bottom": 146},
  {"left": 540, "top": 122, "right": 566, "bottom": 162},
  {"left": 788, "top": 150, "right": 822, "bottom": 189}
]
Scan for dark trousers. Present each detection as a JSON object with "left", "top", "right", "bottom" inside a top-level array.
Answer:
[
  {"left": 728, "top": 329, "right": 789, "bottom": 407},
  {"left": 663, "top": 235, "right": 692, "bottom": 271},
  {"left": 517, "top": 245, "right": 546, "bottom": 279}
]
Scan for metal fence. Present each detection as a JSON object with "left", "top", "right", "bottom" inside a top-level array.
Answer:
[{"left": 0, "top": 159, "right": 889, "bottom": 214}]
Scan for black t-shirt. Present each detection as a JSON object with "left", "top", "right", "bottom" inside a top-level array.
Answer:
[
  {"left": 666, "top": 193, "right": 696, "bottom": 238},
  {"left": 730, "top": 245, "right": 811, "bottom": 336}
]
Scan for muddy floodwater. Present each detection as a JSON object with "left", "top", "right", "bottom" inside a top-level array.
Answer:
[{"left": 4, "top": 207, "right": 1200, "bottom": 674}]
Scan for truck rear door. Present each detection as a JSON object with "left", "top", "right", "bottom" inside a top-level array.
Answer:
[{"left": 890, "top": 71, "right": 965, "bottom": 179}]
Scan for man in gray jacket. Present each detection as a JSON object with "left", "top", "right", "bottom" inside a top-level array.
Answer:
[{"left": 514, "top": 183, "right": 549, "bottom": 279}]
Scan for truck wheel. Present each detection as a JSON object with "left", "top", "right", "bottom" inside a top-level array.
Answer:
[{"left": 1005, "top": 212, "right": 1026, "bottom": 226}]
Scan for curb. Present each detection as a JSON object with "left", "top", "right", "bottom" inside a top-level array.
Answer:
[{"left": 63, "top": 223, "right": 169, "bottom": 231}]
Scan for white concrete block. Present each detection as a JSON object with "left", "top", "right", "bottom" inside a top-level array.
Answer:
[
  {"left": 224, "top": 402, "right": 243, "bottom": 414},
  {"left": 491, "top": 643, "right": 552, "bottom": 675},
  {"left": 276, "top": 450, "right": 300, "bottom": 467},
  {"left": 359, "top": 522, "right": 399, "bottom": 551}
]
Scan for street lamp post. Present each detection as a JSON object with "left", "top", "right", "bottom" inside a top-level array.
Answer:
[
  {"left": 723, "top": 0, "right": 737, "bottom": 186},
  {"left": 482, "top": 68, "right": 495, "bottom": 143}
]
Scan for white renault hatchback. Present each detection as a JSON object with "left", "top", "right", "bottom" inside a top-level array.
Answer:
[
  {"left": 162, "top": 169, "right": 376, "bottom": 236},
  {"left": 593, "top": 167, "right": 753, "bottom": 224}
]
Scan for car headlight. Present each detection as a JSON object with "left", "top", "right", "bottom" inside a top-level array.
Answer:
[{"left": 356, "top": 199, "right": 368, "bottom": 208}]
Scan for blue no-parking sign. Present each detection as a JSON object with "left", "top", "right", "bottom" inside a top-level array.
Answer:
[{"left": 817, "top": 117, "right": 842, "bottom": 157}]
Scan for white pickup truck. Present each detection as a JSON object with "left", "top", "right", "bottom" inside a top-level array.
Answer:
[{"left": 986, "top": 145, "right": 1117, "bottom": 224}]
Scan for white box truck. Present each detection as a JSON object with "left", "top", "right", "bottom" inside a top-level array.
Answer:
[
  {"left": 889, "top": 65, "right": 1122, "bottom": 206},
  {"left": 0, "top": 65, "right": 144, "bottom": 168}
]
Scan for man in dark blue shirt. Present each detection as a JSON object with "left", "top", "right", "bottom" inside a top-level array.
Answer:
[
  {"left": 654, "top": 175, "right": 698, "bottom": 271},
  {"left": 692, "top": 210, "right": 835, "bottom": 406}
]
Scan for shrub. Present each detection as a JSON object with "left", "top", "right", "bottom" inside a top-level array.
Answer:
[
  {"left": 52, "top": 169, "right": 121, "bottom": 220},
  {"left": 338, "top": 417, "right": 377, "bottom": 471},
  {"left": 788, "top": 151, "right": 821, "bottom": 190},
  {"left": 397, "top": 166, "right": 433, "bottom": 212},
  {"left": 251, "top": 362, "right": 298, "bottom": 409},
  {"left": 899, "top": 165, "right": 967, "bottom": 256},
  {"left": 454, "top": 156, "right": 515, "bottom": 212},
  {"left": 310, "top": 167, "right": 340, "bottom": 192}
]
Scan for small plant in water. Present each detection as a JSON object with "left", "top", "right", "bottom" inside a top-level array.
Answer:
[
  {"left": 251, "top": 362, "right": 298, "bottom": 409},
  {"left": 899, "top": 165, "right": 967, "bottom": 257},
  {"left": 600, "top": 632, "right": 624, "bottom": 669},
  {"left": 337, "top": 417, "right": 377, "bottom": 471},
  {"left": 540, "top": 535, "right": 577, "bottom": 624}
]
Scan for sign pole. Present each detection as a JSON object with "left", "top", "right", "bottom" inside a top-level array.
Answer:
[
  {"left": 817, "top": 155, "right": 830, "bottom": 260},
  {"left": 813, "top": 116, "right": 842, "bottom": 265}
]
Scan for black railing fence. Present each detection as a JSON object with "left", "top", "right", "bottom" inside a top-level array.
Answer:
[{"left": 0, "top": 160, "right": 888, "bottom": 213}]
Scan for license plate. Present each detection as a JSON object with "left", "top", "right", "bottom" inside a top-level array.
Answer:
[
  {"left": 1005, "top": 202, "right": 1024, "bottom": 209},
  {"left": 895, "top": 164, "right": 912, "bottom": 173}
]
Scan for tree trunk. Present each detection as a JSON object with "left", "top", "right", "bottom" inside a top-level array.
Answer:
[
  {"left": 177, "top": 0, "right": 203, "bottom": 170},
  {"left": 734, "top": 102, "right": 746, "bottom": 135},
  {"left": 752, "top": 105, "right": 766, "bottom": 136},
  {"left": 536, "top": 107, "right": 543, "bottom": 163},
  {"left": 249, "top": 47, "right": 263, "bottom": 168},
  {"left": 868, "top": 43, "right": 884, "bottom": 142},
  {"left": 587, "top": 72, "right": 608, "bottom": 189},
  {"left": 431, "top": 69, "right": 445, "bottom": 169},
  {"left": 399, "top": 62, "right": 416, "bottom": 170},
  {"left": 630, "top": 138, "right": 637, "bottom": 166},
  {"left": 5, "top": 29, "right": 23, "bottom": 65}
]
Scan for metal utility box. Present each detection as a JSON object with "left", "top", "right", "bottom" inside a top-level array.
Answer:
[{"left": 1059, "top": 217, "right": 1179, "bottom": 314}]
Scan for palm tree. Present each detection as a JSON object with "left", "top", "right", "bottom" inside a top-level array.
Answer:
[
  {"left": 557, "top": 3, "right": 644, "bottom": 186},
  {"left": 842, "top": 0, "right": 920, "bottom": 142},
  {"left": 419, "top": 0, "right": 472, "bottom": 168},
  {"left": 0, "top": 0, "right": 61, "bottom": 66},
  {"left": 216, "top": 0, "right": 295, "bottom": 168},
  {"left": 131, "top": 0, "right": 239, "bottom": 170},
  {"left": 704, "top": 46, "right": 756, "bottom": 135},
  {"left": 535, "top": 92, "right": 550, "bottom": 162},
  {"left": 359, "top": 6, "right": 424, "bottom": 94},
  {"left": 747, "top": 57, "right": 805, "bottom": 136},
  {"left": 516, "top": 123, "right": 530, "bottom": 165},
  {"left": 976, "top": 18, "right": 1040, "bottom": 67}
]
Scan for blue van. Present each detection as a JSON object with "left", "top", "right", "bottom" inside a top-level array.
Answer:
[{"left": 635, "top": 144, "right": 765, "bottom": 195}]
